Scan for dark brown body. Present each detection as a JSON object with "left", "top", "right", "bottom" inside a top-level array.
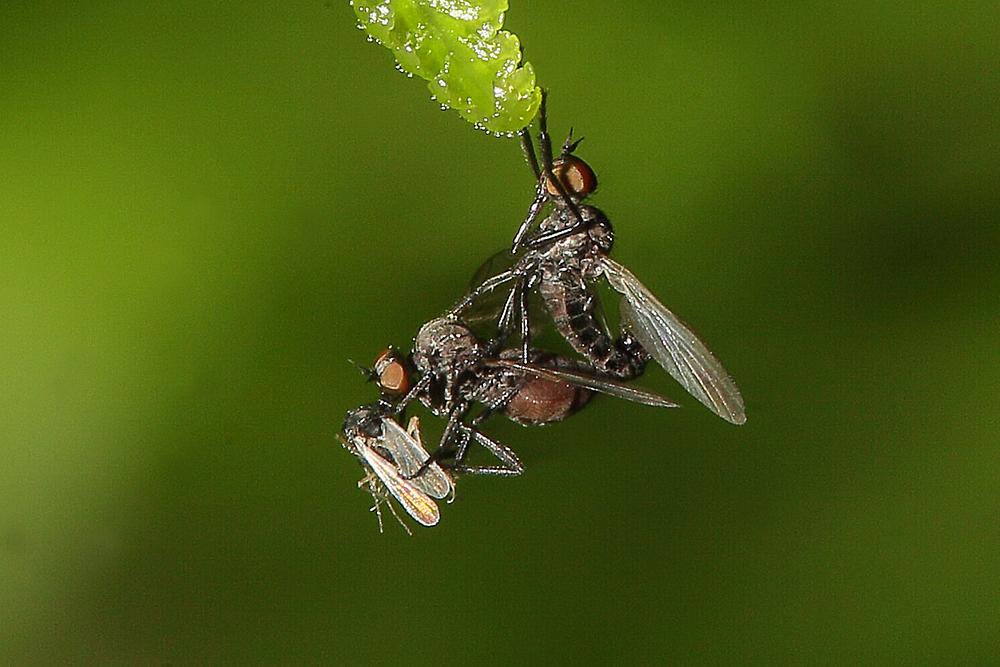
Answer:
[
  {"left": 501, "top": 352, "right": 592, "bottom": 424},
  {"left": 534, "top": 205, "right": 649, "bottom": 379},
  {"left": 411, "top": 318, "right": 594, "bottom": 426}
]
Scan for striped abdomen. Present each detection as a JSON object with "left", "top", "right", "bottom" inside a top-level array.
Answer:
[{"left": 539, "top": 274, "right": 648, "bottom": 380}]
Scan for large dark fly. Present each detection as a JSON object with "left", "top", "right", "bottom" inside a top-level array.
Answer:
[
  {"left": 387, "top": 318, "right": 677, "bottom": 476},
  {"left": 450, "top": 93, "right": 747, "bottom": 425}
]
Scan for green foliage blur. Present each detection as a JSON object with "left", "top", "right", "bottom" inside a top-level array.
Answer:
[{"left": 1, "top": 1, "right": 997, "bottom": 663}]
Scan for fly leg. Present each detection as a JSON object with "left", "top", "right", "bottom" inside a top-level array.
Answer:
[
  {"left": 393, "top": 373, "right": 431, "bottom": 416},
  {"left": 512, "top": 90, "right": 587, "bottom": 251},
  {"left": 537, "top": 94, "right": 583, "bottom": 221},
  {"left": 518, "top": 281, "right": 531, "bottom": 362},
  {"left": 488, "top": 276, "right": 530, "bottom": 362},
  {"left": 519, "top": 127, "right": 541, "bottom": 180},
  {"left": 423, "top": 404, "right": 524, "bottom": 477},
  {"left": 511, "top": 119, "right": 546, "bottom": 250},
  {"left": 445, "top": 424, "right": 524, "bottom": 477},
  {"left": 447, "top": 268, "right": 520, "bottom": 318},
  {"left": 403, "top": 402, "right": 470, "bottom": 479},
  {"left": 523, "top": 220, "right": 588, "bottom": 248},
  {"left": 512, "top": 90, "right": 551, "bottom": 251},
  {"left": 466, "top": 390, "right": 514, "bottom": 429},
  {"left": 405, "top": 405, "right": 522, "bottom": 477},
  {"left": 493, "top": 277, "right": 523, "bottom": 350},
  {"left": 511, "top": 180, "right": 549, "bottom": 252},
  {"left": 526, "top": 169, "right": 586, "bottom": 249}
]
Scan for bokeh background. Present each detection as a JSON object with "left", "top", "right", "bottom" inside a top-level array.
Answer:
[{"left": 2, "top": 1, "right": 997, "bottom": 663}]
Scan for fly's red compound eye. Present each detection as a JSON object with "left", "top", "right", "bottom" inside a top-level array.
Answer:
[
  {"left": 544, "top": 156, "right": 598, "bottom": 199},
  {"left": 373, "top": 348, "right": 411, "bottom": 396}
]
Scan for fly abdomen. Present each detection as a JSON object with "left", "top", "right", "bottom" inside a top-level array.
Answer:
[{"left": 539, "top": 275, "right": 648, "bottom": 380}]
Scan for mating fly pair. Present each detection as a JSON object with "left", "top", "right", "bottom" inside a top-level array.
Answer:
[
  {"left": 340, "top": 319, "right": 679, "bottom": 532},
  {"left": 452, "top": 91, "right": 746, "bottom": 425},
  {"left": 340, "top": 93, "right": 746, "bottom": 531}
]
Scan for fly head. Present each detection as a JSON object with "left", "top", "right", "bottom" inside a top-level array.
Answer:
[
  {"left": 544, "top": 155, "right": 598, "bottom": 202},
  {"left": 371, "top": 346, "right": 413, "bottom": 397},
  {"left": 341, "top": 403, "right": 388, "bottom": 457}
]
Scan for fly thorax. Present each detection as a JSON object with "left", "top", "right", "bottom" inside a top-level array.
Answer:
[
  {"left": 412, "top": 318, "right": 483, "bottom": 380},
  {"left": 467, "top": 367, "right": 521, "bottom": 408},
  {"left": 581, "top": 205, "right": 614, "bottom": 255},
  {"left": 580, "top": 253, "right": 605, "bottom": 281},
  {"left": 342, "top": 404, "right": 383, "bottom": 442},
  {"left": 538, "top": 209, "right": 572, "bottom": 233},
  {"left": 341, "top": 404, "right": 389, "bottom": 459},
  {"left": 540, "top": 231, "right": 588, "bottom": 270}
]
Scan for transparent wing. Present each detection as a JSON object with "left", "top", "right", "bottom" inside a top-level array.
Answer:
[
  {"left": 380, "top": 417, "right": 452, "bottom": 500},
  {"left": 358, "top": 443, "right": 440, "bottom": 527},
  {"left": 465, "top": 248, "right": 546, "bottom": 340},
  {"left": 600, "top": 258, "right": 746, "bottom": 424},
  {"left": 489, "top": 358, "right": 678, "bottom": 408}
]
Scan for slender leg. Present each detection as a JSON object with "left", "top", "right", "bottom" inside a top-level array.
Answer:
[
  {"left": 519, "top": 129, "right": 541, "bottom": 180},
  {"left": 435, "top": 405, "right": 471, "bottom": 458},
  {"left": 450, "top": 423, "right": 474, "bottom": 465},
  {"left": 536, "top": 91, "right": 583, "bottom": 221},
  {"left": 512, "top": 162, "right": 585, "bottom": 252},
  {"left": 380, "top": 496, "right": 412, "bottom": 535},
  {"left": 467, "top": 386, "right": 519, "bottom": 428},
  {"left": 369, "top": 495, "right": 385, "bottom": 533},
  {"left": 469, "top": 407, "right": 499, "bottom": 428},
  {"left": 495, "top": 278, "right": 523, "bottom": 342},
  {"left": 512, "top": 93, "right": 586, "bottom": 251},
  {"left": 447, "top": 268, "right": 520, "bottom": 318},
  {"left": 405, "top": 403, "right": 470, "bottom": 479},
  {"left": 409, "top": 405, "right": 523, "bottom": 478},
  {"left": 511, "top": 181, "right": 548, "bottom": 252},
  {"left": 467, "top": 427, "right": 524, "bottom": 474},
  {"left": 424, "top": 406, "right": 524, "bottom": 477},
  {"left": 441, "top": 424, "right": 523, "bottom": 476},
  {"left": 538, "top": 90, "right": 553, "bottom": 170},
  {"left": 524, "top": 221, "right": 587, "bottom": 248},
  {"left": 519, "top": 284, "right": 531, "bottom": 362},
  {"left": 393, "top": 373, "right": 430, "bottom": 416},
  {"left": 445, "top": 464, "right": 523, "bottom": 477}
]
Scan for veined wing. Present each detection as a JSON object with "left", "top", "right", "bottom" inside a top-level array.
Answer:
[
  {"left": 489, "top": 358, "right": 678, "bottom": 408},
  {"left": 465, "top": 248, "right": 546, "bottom": 340},
  {"left": 357, "top": 443, "right": 440, "bottom": 527},
  {"left": 600, "top": 258, "right": 746, "bottom": 425},
  {"left": 380, "top": 417, "right": 452, "bottom": 500}
]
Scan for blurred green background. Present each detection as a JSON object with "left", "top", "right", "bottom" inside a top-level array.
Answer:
[{"left": 1, "top": 1, "right": 997, "bottom": 663}]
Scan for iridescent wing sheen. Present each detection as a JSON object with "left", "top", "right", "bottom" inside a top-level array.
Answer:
[
  {"left": 600, "top": 258, "right": 746, "bottom": 425},
  {"left": 357, "top": 443, "right": 440, "bottom": 527},
  {"left": 380, "top": 416, "right": 452, "bottom": 500},
  {"left": 489, "top": 358, "right": 678, "bottom": 408}
]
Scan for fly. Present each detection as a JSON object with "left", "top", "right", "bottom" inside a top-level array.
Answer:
[
  {"left": 340, "top": 403, "right": 452, "bottom": 532},
  {"left": 448, "top": 93, "right": 747, "bottom": 425},
  {"left": 386, "top": 318, "right": 677, "bottom": 476}
]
